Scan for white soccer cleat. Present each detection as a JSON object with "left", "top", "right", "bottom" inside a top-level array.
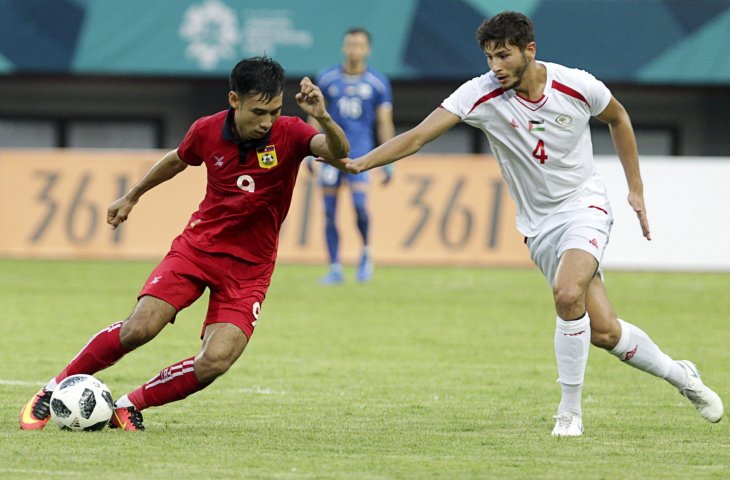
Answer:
[
  {"left": 551, "top": 413, "right": 584, "bottom": 437},
  {"left": 677, "top": 360, "right": 724, "bottom": 423}
]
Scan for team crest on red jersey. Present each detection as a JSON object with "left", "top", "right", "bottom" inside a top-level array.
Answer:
[{"left": 256, "top": 145, "right": 278, "bottom": 169}]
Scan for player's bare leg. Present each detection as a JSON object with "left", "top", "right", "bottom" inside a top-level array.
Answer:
[
  {"left": 194, "top": 322, "right": 249, "bottom": 383},
  {"left": 550, "top": 248, "right": 597, "bottom": 436},
  {"left": 111, "top": 322, "right": 249, "bottom": 431},
  {"left": 118, "top": 296, "right": 177, "bottom": 349},
  {"left": 587, "top": 276, "right": 724, "bottom": 422}
]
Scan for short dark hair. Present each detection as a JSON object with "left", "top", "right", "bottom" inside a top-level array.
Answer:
[
  {"left": 229, "top": 56, "right": 285, "bottom": 102},
  {"left": 344, "top": 27, "right": 371, "bottom": 44},
  {"left": 475, "top": 11, "right": 535, "bottom": 51}
]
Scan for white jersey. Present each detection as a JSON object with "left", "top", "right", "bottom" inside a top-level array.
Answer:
[{"left": 441, "top": 61, "right": 612, "bottom": 236}]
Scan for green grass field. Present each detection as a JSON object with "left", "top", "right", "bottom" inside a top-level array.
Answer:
[{"left": 1, "top": 259, "right": 728, "bottom": 479}]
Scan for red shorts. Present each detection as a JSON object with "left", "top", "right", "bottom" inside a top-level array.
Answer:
[{"left": 138, "top": 236, "right": 275, "bottom": 340}]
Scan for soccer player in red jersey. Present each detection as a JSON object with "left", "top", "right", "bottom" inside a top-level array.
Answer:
[{"left": 19, "top": 56, "right": 349, "bottom": 431}]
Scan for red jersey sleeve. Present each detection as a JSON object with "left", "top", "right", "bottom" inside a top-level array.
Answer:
[
  {"left": 177, "top": 118, "right": 205, "bottom": 166},
  {"left": 287, "top": 116, "right": 319, "bottom": 160}
]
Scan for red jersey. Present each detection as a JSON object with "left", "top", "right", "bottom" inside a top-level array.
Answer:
[{"left": 177, "top": 109, "right": 318, "bottom": 263}]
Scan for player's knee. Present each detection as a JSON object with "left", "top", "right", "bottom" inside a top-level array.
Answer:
[
  {"left": 553, "top": 284, "right": 583, "bottom": 311},
  {"left": 194, "top": 352, "right": 235, "bottom": 383},
  {"left": 120, "top": 297, "right": 175, "bottom": 348},
  {"left": 119, "top": 317, "right": 159, "bottom": 349}
]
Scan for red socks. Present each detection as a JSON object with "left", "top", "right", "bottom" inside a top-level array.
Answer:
[
  {"left": 55, "top": 321, "right": 130, "bottom": 382},
  {"left": 127, "top": 357, "right": 206, "bottom": 410},
  {"left": 54, "top": 323, "right": 208, "bottom": 411}
]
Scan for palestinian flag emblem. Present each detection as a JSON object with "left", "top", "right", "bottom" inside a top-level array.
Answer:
[{"left": 528, "top": 120, "right": 545, "bottom": 132}]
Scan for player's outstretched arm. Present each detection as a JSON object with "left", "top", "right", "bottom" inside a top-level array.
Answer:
[
  {"left": 297, "top": 76, "right": 350, "bottom": 159},
  {"left": 596, "top": 96, "right": 651, "bottom": 241},
  {"left": 107, "top": 149, "right": 188, "bottom": 229},
  {"left": 346, "top": 107, "right": 460, "bottom": 173}
]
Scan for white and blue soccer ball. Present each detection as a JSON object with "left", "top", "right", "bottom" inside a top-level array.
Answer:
[{"left": 50, "top": 374, "right": 114, "bottom": 431}]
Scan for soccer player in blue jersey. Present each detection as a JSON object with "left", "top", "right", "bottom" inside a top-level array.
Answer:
[{"left": 309, "top": 27, "right": 395, "bottom": 283}]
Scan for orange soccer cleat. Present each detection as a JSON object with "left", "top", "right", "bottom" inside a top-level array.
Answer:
[
  {"left": 109, "top": 406, "right": 145, "bottom": 431},
  {"left": 19, "top": 388, "right": 53, "bottom": 430}
]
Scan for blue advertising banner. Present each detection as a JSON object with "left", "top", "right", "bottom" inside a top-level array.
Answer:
[{"left": 1, "top": 0, "right": 729, "bottom": 84}]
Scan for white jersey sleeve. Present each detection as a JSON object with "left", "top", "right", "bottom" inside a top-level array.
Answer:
[
  {"left": 441, "top": 77, "right": 484, "bottom": 120},
  {"left": 566, "top": 68, "right": 612, "bottom": 116}
]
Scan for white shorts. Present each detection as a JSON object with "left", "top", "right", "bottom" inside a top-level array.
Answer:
[{"left": 526, "top": 205, "right": 613, "bottom": 284}]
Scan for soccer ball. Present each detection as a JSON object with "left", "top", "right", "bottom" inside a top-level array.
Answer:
[{"left": 50, "top": 374, "right": 114, "bottom": 431}]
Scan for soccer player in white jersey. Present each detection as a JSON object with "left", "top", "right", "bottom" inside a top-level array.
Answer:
[{"left": 322, "top": 11, "right": 723, "bottom": 436}]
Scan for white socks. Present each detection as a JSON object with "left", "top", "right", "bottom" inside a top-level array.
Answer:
[
  {"left": 113, "top": 394, "right": 134, "bottom": 409},
  {"left": 554, "top": 313, "right": 591, "bottom": 417},
  {"left": 45, "top": 377, "right": 58, "bottom": 392},
  {"left": 554, "top": 316, "right": 689, "bottom": 418},
  {"left": 610, "top": 318, "right": 688, "bottom": 389}
]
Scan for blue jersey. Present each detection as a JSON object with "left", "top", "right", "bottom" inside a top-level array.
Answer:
[{"left": 316, "top": 65, "right": 392, "bottom": 158}]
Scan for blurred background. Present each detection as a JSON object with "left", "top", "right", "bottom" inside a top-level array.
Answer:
[{"left": 1, "top": 0, "right": 729, "bottom": 270}]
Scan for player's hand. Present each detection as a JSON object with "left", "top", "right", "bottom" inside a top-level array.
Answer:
[
  {"left": 316, "top": 157, "right": 361, "bottom": 174},
  {"left": 107, "top": 196, "right": 137, "bottom": 230},
  {"left": 295, "top": 77, "right": 327, "bottom": 119},
  {"left": 628, "top": 191, "right": 651, "bottom": 240},
  {"left": 343, "top": 158, "right": 365, "bottom": 174}
]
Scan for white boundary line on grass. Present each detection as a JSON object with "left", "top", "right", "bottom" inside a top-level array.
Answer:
[
  {"left": 0, "top": 379, "right": 44, "bottom": 386},
  {"left": 2, "top": 379, "right": 290, "bottom": 395},
  {"left": 1, "top": 468, "right": 78, "bottom": 477},
  {"left": 235, "top": 386, "right": 286, "bottom": 395}
]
